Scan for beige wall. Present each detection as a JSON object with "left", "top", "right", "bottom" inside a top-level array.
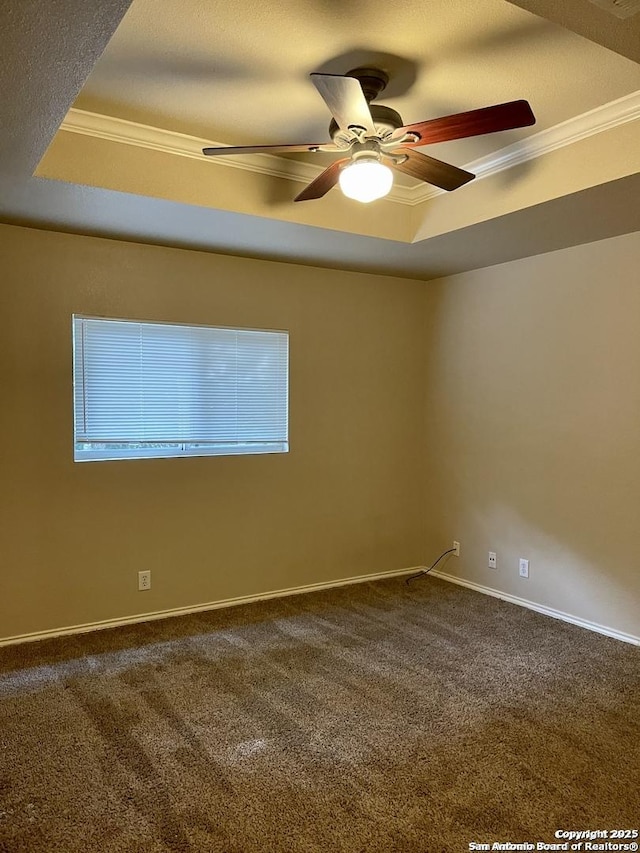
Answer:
[
  {"left": 424, "top": 231, "right": 640, "bottom": 639},
  {"left": 0, "top": 223, "right": 427, "bottom": 641},
  {"left": 2, "top": 222, "right": 638, "bottom": 643}
]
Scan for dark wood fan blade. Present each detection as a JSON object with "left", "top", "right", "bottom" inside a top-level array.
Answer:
[
  {"left": 310, "top": 74, "right": 376, "bottom": 135},
  {"left": 203, "top": 142, "right": 337, "bottom": 156},
  {"left": 294, "top": 158, "right": 350, "bottom": 202},
  {"left": 395, "top": 100, "right": 535, "bottom": 146},
  {"left": 392, "top": 149, "right": 475, "bottom": 192}
]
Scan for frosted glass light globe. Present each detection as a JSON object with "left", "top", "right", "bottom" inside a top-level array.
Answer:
[{"left": 339, "top": 158, "right": 393, "bottom": 203}]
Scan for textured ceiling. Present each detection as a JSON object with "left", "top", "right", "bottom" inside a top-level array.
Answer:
[
  {"left": 0, "top": 0, "right": 639, "bottom": 279},
  {"left": 74, "top": 0, "right": 640, "bottom": 166},
  {"left": 0, "top": 0, "right": 131, "bottom": 175},
  {"left": 507, "top": 0, "right": 640, "bottom": 63}
]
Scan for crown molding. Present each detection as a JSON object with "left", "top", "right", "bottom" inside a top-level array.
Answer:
[
  {"left": 61, "top": 90, "right": 640, "bottom": 208},
  {"left": 61, "top": 109, "right": 320, "bottom": 183},
  {"left": 59, "top": 109, "right": 416, "bottom": 205},
  {"left": 410, "top": 88, "right": 640, "bottom": 205}
]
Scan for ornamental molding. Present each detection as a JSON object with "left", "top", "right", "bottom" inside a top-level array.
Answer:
[{"left": 61, "top": 90, "right": 640, "bottom": 208}]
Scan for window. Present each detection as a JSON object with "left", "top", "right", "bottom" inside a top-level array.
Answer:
[{"left": 73, "top": 316, "right": 289, "bottom": 462}]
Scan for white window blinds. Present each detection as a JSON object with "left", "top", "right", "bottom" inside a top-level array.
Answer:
[{"left": 73, "top": 316, "right": 289, "bottom": 461}]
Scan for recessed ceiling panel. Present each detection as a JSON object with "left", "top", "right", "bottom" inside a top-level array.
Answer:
[{"left": 74, "top": 0, "right": 640, "bottom": 167}]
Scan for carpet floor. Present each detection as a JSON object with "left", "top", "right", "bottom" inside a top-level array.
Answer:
[{"left": 0, "top": 577, "right": 638, "bottom": 853}]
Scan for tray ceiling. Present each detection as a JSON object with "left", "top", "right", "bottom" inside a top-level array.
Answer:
[{"left": 1, "top": 0, "right": 639, "bottom": 278}]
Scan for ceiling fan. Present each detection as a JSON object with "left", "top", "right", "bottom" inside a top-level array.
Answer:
[{"left": 202, "top": 68, "right": 536, "bottom": 204}]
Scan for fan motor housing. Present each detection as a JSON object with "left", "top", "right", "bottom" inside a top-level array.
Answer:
[
  {"left": 346, "top": 67, "right": 389, "bottom": 102},
  {"left": 328, "top": 67, "right": 402, "bottom": 144},
  {"left": 329, "top": 104, "right": 403, "bottom": 143}
]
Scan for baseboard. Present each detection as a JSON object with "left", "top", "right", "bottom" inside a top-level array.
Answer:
[
  {"left": 6, "top": 566, "right": 636, "bottom": 650},
  {"left": 430, "top": 569, "right": 640, "bottom": 646},
  {"left": 0, "top": 565, "right": 419, "bottom": 648}
]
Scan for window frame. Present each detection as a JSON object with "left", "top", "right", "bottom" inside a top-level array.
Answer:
[{"left": 72, "top": 314, "right": 290, "bottom": 463}]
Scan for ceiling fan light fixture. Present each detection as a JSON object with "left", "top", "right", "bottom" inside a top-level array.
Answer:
[
  {"left": 203, "top": 71, "right": 535, "bottom": 204},
  {"left": 338, "top": 156, "right": 393, "bottom": 203}
]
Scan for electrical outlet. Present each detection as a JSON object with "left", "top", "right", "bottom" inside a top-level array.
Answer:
[
  {"left": 138, "top": 570, "right": 151, "bottom": 591},
  {"left": 453, "top": 540, "right": 460, "bottom": 557},
  {"left": 519, "top": 558, "right": 529, "bottom": 578},
  {"left": 488, "top": 551, "right": 497, "bottom": 569}
]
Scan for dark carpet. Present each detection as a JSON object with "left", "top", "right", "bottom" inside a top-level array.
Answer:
[{"left": 0, "top": 577, "right": 638, "bottom": 852}]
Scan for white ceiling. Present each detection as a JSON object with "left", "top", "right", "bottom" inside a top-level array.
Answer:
[{"left": 1, "top": 0, "right": 639, "bottom": 279}]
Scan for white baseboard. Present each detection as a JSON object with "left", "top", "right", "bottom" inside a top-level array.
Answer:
[
  {"left": 0, "top": 566, "right": 418, "bottom": 648},
  {"left": 4, "top": 566, "right": 636, "bottom": 649},
  {"left": 430, "top": 569, "right": 640, "bottom": 646}
]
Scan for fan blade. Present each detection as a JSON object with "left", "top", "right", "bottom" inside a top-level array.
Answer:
[
  {"left": 294, "top": 158, "right": 349, "bottom": 202},
  {"left": 203, "top": 142, "right": 337, "bottom": 156},
  {"left": 395, "top": 100, "right": 535, "bottom": 146},
  {"left": 392, "top": 149, "right": 474, "bottom": 192},
  {"left": 310, "top": 73, "right": 376, "bottom": 135}
]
